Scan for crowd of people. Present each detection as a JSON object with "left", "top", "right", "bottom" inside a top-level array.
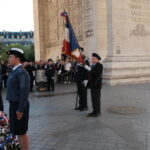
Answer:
[{"left": 0, "top": 57, "right": 78, "bottom": 92}]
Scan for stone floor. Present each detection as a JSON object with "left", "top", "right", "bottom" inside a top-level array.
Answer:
[{"left": 2, "top": 83, "right": 150, "bottom": 150}]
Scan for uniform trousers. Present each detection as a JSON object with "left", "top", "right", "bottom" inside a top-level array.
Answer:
[
  {"left": 77, "top": 83, "right": 87, "bottom": 108},
  {"left": 9, "top": 101, "right": 29, "bottom": 135},
  {"left": 48, "top": 78, "right": 54, "bottom": 91},
  {"left": 91, "top": 88, "right": 101, "bottom": 114}
]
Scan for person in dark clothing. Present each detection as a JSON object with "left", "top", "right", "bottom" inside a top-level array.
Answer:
[
  {"left": 36, "top": 61, "right": 45, "bottom": 70},
  {"left": 75, "top": 61, "right": 89, "bottom": 111},
  {"left": 30, "top": 62, "right": 36, "bottom": 90},
  {"left": 85, "top": 53, "right": 103, "bottom": 117},
  {"left": 25, "top": 62, "right": 34, "bottom": 92},
  {"left": 0, "top": 64, "right": 4, "bottom": 111},
  {"left": 1, "top": 60, "right": 8, "bottom": 88},
  {"left": 45, "top": 59, "right": 55, "bottom": 91},
  {"left": 6, "top": 48, "right": 30, "bottom": 150}
]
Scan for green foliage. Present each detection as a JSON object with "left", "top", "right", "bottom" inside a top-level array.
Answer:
[
  {"left": 0, "top": 42, "right": 8, "bottom": 62},
  {"left": 0, "top": 43, "right": 35, "bottom": 62},
  {"left": 24, "top": 44, "right": 35, "bottom": 62}
]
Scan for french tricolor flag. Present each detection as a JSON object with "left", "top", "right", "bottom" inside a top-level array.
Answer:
[{"left": 61, "top": 11, "right": 85, "bottom": 64}]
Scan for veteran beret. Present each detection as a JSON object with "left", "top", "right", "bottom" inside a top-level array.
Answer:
[{"left": 92, "top": 53, "right": 101, "bottom": 60}]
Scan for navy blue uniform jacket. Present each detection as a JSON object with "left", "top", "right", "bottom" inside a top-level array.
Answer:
[{"left": 6, "top": 65, "right": 30, "bottom": 112}]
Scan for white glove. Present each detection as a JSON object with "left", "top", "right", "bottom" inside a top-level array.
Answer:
[
  {"left": 84, "top": 65, "right": 91, "bottom": 71},
  {"left": 82, "top": 80, "right": 88, "bottom": 87},
  {"left": 58, "top": 70, "right": 62, "bottom": 74}
]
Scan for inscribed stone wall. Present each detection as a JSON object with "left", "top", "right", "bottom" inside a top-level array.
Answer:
[
  {"left": 103, "top": 0, "right": 150, "bottom": 85},
  {"left": 47, "top": 0, "right": 94, "bottom": 47},
  {"left": 112, "top": 0, "right": 150, "bottom": 55},
  {"left": 84, "top": 0, "right": 94, "bottom": 37}
]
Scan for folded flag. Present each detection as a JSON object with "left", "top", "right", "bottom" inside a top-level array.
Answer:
[{"left": 61, "top": 11, "right": 85, "bottom": 64}]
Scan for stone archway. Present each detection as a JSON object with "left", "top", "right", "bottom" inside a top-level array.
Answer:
[
  {"left": 33, "top": 0, "right": 150, "bottom": 85},
  {"left": 33, "top": 0, "right": 108, "bottom": 61}
]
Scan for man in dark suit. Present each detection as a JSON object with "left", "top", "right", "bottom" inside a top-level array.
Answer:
[
  {"left": 75, "top": 60, "right": 89, "bottom": 111},
  {"left": 1, "top": 61, "right": 8, "bottom": 88},
  {"left": 85, "top": 53, "right": 103, "bottom": 117},
  {"left": 25, "top": 62, "right": 34, "bottom": 92},
  {"left": 45, "top": 59, "right": 55, "bottom": 91}
]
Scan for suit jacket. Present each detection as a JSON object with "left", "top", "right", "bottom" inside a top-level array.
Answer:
[
  {"left": 25, "top": 65, "right": 33, "bottom": 79},
  {"left": 89, "top": 62, "right": 103, "bottom": 89},
  {"left": 45, "top": 64, "right": 55, "bottom": 79},
  {"left": 75, "top": 64, "right": 89, "bottom": 84}
]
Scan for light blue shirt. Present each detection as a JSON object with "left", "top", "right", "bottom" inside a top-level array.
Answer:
[{"left": 13, "top": 64, "right": 22, "bottom": 71}]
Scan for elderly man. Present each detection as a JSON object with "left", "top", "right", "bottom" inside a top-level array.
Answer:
[
  {"left": 6, "top": 48, "right": 30, "bottom": 150},
  {"left": 85, "top": 53, "right": 103, "bottom": 117}
]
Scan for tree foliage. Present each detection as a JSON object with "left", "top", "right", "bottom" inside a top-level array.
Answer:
[{"left": 0, "top": 43, "right": 35, "bottom": 62}]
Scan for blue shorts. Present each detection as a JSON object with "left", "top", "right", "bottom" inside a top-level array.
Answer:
[{"left": 9, "top": 101, "right": 29, "bottom": 135}]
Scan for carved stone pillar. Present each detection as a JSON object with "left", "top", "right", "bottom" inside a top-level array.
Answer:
[
  {"left": 103, "top": 0, "right": 150, "bottom": 84},
  {"left": 33, "top": 0, "right": 47, "bottom": 61}
]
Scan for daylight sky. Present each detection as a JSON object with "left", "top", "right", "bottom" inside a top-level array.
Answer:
[{"left": 0, "top": 0, "right": 34, "bottom": 31}]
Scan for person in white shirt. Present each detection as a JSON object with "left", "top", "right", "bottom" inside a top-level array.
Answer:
[{"left": 64, "top": 60, "right": 72, "bottom": 84}]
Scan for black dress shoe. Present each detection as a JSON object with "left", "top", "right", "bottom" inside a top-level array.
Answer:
[
  {"left": 80, "top": 107, "right": 88, "bottom": 111},
  {"left": 86, "top": 112, "right": 94, "bottom": 117},
  {"left": 84, "top": 106, "right": 88, "bottom": 110},
  {"left": 86, "top": 112, "right": 101, "bottom": 117},
  {"left": 93, "top": 113, "right": 101, "bottom": 117},
  {"left": 75, "top": 106, "right": 81, "bottom": 110}
]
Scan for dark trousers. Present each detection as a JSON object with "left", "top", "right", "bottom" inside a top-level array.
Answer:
[
  {"left": 77, "top": 83, "right": 87, "bottom": 108},
  {"left": 0, "top": 88, "right": 4, "bottom": 111},
  {"left": 91, "top": 88, "right": 101, "bottom": 114},
  {"left": 64, "top": 72, "right": 71, "bottom": 82},
  {"left": 3, "top": 76, "right": 8, "bottom": 88},
  {"left": 30, "top": 79, "right": 34, "bottom": 91},
  {"left": 48, "top": 78, "right": 54, "bottom": 91}
]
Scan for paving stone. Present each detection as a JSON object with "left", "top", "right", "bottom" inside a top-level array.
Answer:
[{"left": 2, "top": 83, "right": 150, "bottom": 150}]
